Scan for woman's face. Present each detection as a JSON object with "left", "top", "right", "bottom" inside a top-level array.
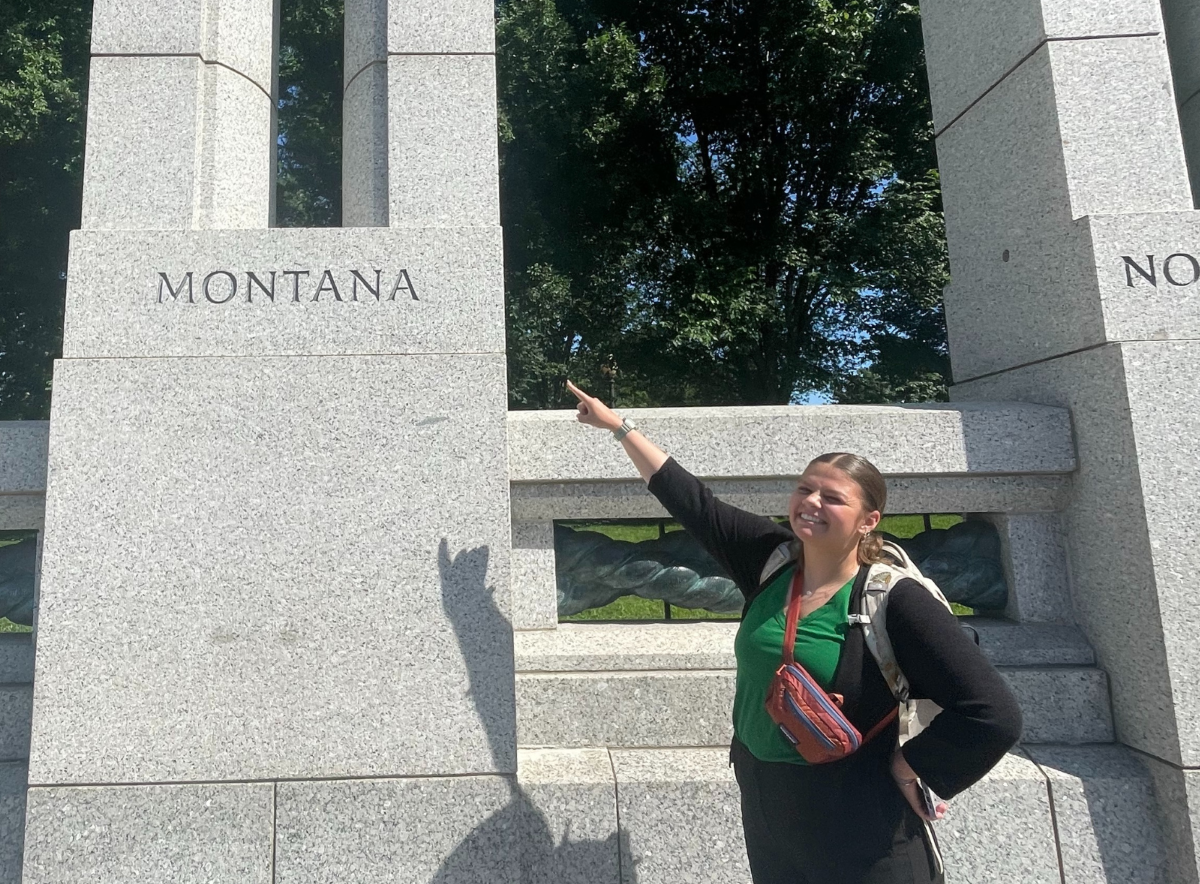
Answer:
[{"left": 788, "top": 462, "right": 881, "bottom": 552}]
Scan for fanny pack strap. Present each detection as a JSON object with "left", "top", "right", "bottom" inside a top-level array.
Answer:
[
  {"left": 780, "top": 565, "right": 899, "bottom": 745},
  {"left": 780, "top": 567, "right": 805, "bottom": 666}
]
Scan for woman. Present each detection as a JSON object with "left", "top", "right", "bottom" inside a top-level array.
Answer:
[{"left": 566, "top": 381, "right": 1022, "bottom": 884}]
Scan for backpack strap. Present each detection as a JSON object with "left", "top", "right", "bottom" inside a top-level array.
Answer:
[
  {"left": 758, "top": 539, "right": 801, "bottom": 590},
  {"left": 856, "top": 540, "right": 956, "bottom": 744}
]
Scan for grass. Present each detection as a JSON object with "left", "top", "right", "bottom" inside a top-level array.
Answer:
[{"left": 559, "top": 513, "right": 971, "bottom": 621}]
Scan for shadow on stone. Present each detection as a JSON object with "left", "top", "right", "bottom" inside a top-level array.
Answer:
[{"left": 436, "top": 538, "right": 633, "bottom": 883}]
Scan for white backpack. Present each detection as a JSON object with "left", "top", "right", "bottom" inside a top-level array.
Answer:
[{"left": 756, "top": 538, "right": 953, "bottom": 744}]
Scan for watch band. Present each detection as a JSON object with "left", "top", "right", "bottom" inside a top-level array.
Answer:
[{"left": 612, "top": 417, "right": 637, "bottom": 442}]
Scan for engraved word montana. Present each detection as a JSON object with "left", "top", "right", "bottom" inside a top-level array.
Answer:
[{"left": 157, "top": 269, "right": 419, "bottom": 304}]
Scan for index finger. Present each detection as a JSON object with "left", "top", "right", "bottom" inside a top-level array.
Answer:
[{"left": 565, "top": 380, "right": 590, "bottom": 402}]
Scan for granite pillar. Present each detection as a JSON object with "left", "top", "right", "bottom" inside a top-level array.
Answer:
[
  {"left": 342, "top": 0, "right": 498, "bottom": 227},
  {"left": 27, "top": 0, "right": 516, "bottom": 881},
  {"left": 921, "top": 0, "right": 1200, "bottom": 877},
  {"left": 82, "top": 0, "right": 277, "bottom": 229}
]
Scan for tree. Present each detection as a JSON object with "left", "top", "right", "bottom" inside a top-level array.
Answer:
[
  {"left": 0, "top": 0, "right": 91, "bottom": 419},
  {"left": 499, "top": 0, "right": 950, "bottom": 408},
  {"left": 276, "top": 0, "right": 343, "bottom": 228}
]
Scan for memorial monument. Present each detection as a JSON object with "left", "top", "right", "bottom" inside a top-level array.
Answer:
[
  {"left": 0, "top": 0, "right": 1197, "bottom": 882},
  {"left": 22, "top": 0, "right": 520, "bottom": 879}
]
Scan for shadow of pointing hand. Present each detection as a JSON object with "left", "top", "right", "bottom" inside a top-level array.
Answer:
[{"left": 437, "top": 538, "right": 516, "bottom": 773}]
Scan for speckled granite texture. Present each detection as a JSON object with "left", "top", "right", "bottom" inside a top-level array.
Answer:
[
  {"left": 81, "top": 58, "right": 274, "bottom": 231},
  {"left": 508, "top": 403, "right": 1075, "bottom": 483},
  {"left": 23, "top": 783, "right": 273, "bottom": 884},
  {"left": 517, "top": 749, "right": 620, "bottom": 884},
  {"left": 275, "top": 776, "right": 519, "bottom": 884},
  {"left": 920, "top": 0, "right": 1163, "bottom": 131},
  {"left": 32, "top": 354, "right": 515, "bottom": 784}
]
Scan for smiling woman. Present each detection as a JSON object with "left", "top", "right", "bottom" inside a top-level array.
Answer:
[{"left": 564, "top": 380, "right": 1022, "bottom": 884}]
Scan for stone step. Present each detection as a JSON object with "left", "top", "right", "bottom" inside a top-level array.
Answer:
[
  {"left": 516, "top": 665, "right": 1112, "bottom": 749},
  {"left": 515, "top": 619, "right": 1096, "bottom": 672},
  {"left": 514, "top": 745, "right": 1167, "bottom": 884}
]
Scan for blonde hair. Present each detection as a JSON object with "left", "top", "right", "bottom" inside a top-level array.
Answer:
[{"left": 806, "top": 452, "right": 887, "bottom": 566}]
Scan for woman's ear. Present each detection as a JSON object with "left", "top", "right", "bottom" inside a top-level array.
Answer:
[{"left": 861, "top": 509, "right": 882, "bottom": 534}]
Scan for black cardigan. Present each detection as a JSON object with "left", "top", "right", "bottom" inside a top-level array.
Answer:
[{"left": 647, "top": 457, "right": 1023, "bottom": 799}]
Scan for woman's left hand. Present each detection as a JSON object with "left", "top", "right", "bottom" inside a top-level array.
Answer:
[{"left": 891, "top": 748, "right": 948, "bottom": 822}]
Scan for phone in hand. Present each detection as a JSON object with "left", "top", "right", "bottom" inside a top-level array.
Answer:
[{"left": 917, "top": 781, "right": 939, "bottom": 819}]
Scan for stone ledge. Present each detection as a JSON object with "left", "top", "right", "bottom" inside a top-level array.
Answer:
[
  {"left": 508, "top": 403, "right": 1076, "bottom": 483},
  {"left": 515, "top": 665, "right": 1112, "bottom": 749},
  {"left": 515, "top": 620, "right": 1095, "bottom": 672},
  {"left": 509, "top": 473, "right": 1073, "bottom": 521}
]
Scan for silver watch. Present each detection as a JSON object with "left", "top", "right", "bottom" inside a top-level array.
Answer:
[{"left": 612, "top": 417, "right": 637, "bottom": 442}]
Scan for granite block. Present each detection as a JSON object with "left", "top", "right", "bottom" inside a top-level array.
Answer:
[
  {"left": 0, "top": 423, "right": 47, "bottom": 495},
  {"left": 937, "top": 753, "right": 1060, "bottom": 884},
  {"left": 1003, "top": 668, "right": 1113, "bottom": 744},
  {"left": 516, "top": 671, "right": 735, "bottom": 748},
  {"left": 388, "top": 55, "right": 500, "bottom": 226},
  {"left": 508, "top": 474, "right": 1072, "bottom": 522},
  {"left": 511, "top": 521, "right": 558, "bottom": 630},
  {"left": 275, "top": 776, "right": 519, "bottom": 884},
  {"left": 1085, "top": 212, "right": 1200, "bottom": 350},
  {"left": 90, "top": 0, "right": 275, "bottom": 91},
  {"left": 31, "top": 354, "right": 515, "bottom": 784},
  {"left": 507, "top": 403, "right": 1075, "bottom": 483},
  {"left": 81, "top": 58, "right": 274, "bottom": 231},
  {"left": 920, "top": 0, "right": 1163, "bottom": 131},
  {"left": 0, "top": 763, "right": 25, "bottom": 884},
  {"left": 388, "top": 0, "right": 495, "bottom": 54},
  {"left": 194, "top": 63, "right": 274, "bottom": 229},
  {"left": 0, "top": 688, "right": 31, "bottom": 762},
  {"left": 966, "top": 620, "right": 1094, "bottom": 667},
  {"left": 0, "top": 636, "right": 33, "bottom": 686},
  {"left": 610, "top": 748, "right": 748, "bottom": 884},
  {"left": 953, "top": 345, "right": 1180, "bottom": 763},
  {"left": 62, "top": 227, "right": 505, "bottom": 358},
  {"left": 81, "top": 56, "right": 199, "bottom": 230},
  {"left": 342, "top": 63, "right": 389, "bottom": 227},
  {"left": 516, "top": 623, "right": 739, "bottom": 673},
  {"left": 1052, "top": 38, "right": 1189, "bottom": 220},
  {"left": 0, "top": 498, "right": 44, "bottom": 532},
  {"left": 983, "top": 513, "right": 1073, "bottom": 623},
  {"left": 344, "top": 0, "right": 387, "bottom": 87},
  {"left": 1027, "top": 746, "right": 1169, "bottom": 884},
  {"left": 516, "top": 749, "right": 620, "bottom": 884},
  {"left": 937, "top": 39, "right": 1191, "bottom": 380},
  {"left": 1119, "top": 341, "right": 1200, "bottom": 766},
  {"left": 515, "top": 621, "right": 1097, "bottom": 672},
  {"left": 22, "top": 783, "right": 273, "bottom": 884}
]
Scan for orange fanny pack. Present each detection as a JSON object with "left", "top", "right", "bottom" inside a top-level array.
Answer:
[{"left": 765, "top": 568, "right": 897, "bottom": 764}]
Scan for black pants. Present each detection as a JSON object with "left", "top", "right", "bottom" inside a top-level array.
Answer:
[{"left": 730, "top": 737, "right": 944, "bottom": 884}]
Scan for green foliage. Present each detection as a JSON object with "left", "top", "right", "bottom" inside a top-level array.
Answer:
[
  {"left": 499, "top": 0, "right": 950, "bottom": 408},
  {"left": 276, "top": 0, "right": 343, "bottom": 227},
  {"left": 0, "top": 0, "right": 91, "bottom": 418}
]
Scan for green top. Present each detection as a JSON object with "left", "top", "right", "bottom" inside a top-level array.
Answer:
[{"left": 732, "top": 565, "right": 854, "bottom": 764}]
